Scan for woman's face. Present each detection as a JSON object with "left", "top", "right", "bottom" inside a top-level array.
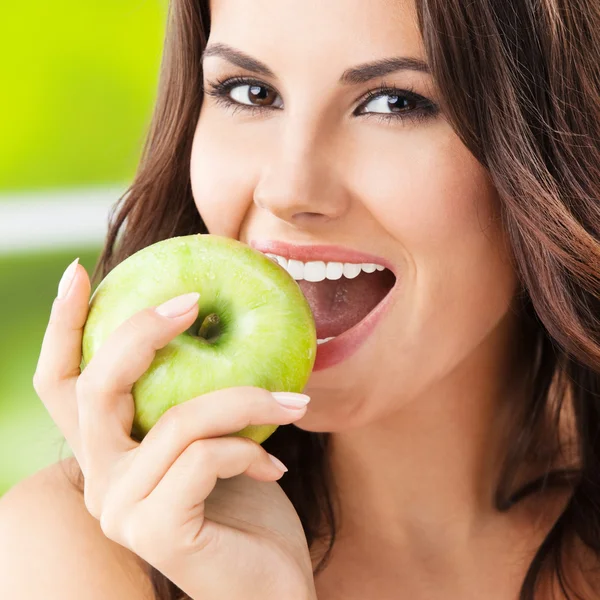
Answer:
[{"left": 190, "top": 0, "right": 519, "bottom": 431}]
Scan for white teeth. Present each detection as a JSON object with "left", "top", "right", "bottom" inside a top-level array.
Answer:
[
  {"left": 326, "top": 262, "right": 343, "bottom": 280},
  {"left": 275, "top": 255, "right": 288, "bottom": 270},
  {"left": 343, "top": 263, "right": 362, "bottom": 279},
  {"left": 263, "top": 252, "right": 387, "bottom": 281},
  {"left": 317, "top": 336, "right": 336, "bottom": 345},
  {"left": 361, "top": 263, "right": 377, "bottom": 273},
  {"left": 265, "top": 253, "right": 280, "bottom": 264},
  {"left": 304, "top": 261, "right": 327, "bottom": 282},
  {"left": 286, "top": 259, "right": 304, "bottom": 280}
]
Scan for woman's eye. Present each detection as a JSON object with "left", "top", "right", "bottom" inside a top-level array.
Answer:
[
  {"left": 359, "top": 93, "right": 418, "bottom": 116},
  {"left": 205, "top": 77, "right": 438, "bottom": 123},
  {"left": 229, "top": 83, "right": 283, "bottom": 108}
]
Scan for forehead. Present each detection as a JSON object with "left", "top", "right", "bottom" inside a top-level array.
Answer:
[{"left": 207, "top": 0, "right": 425, "bottom": 68}]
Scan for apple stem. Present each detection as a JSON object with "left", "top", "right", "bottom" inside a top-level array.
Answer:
[{"left": 197, "top": 313, "right": 221, "bottom": 341}]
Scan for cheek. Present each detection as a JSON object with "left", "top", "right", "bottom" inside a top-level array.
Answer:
[
  {"left": 357, "top": 126, "right": 517, "bottom": 382},
  {"left": 359, "top": 124, "right": 500, "bottom": 251},
  {"left": 360, "top": 125, "right": 512, "bottom": 294},
  {"left": 405, "top": 137, "right": 514, "bottom": 320},
  {"left": 190, "top": 110, "right": 256, "bottom": 238}
]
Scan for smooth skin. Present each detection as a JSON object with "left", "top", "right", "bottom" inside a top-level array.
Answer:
[
  {"left": 0, "top": 268, "right": 317, "bottom": 599},
  {"left": 0, "top": 0, "right": 592, "bottom": 598},
  {"left": 193, "top": 0, "right": 579, "bottom": 598}
]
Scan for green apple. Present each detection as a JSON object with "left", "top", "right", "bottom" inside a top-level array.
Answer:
[{"left": 81, "top": 234, "right": 316, "bottom": 443}]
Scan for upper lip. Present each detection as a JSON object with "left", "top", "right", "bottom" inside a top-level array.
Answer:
[{"left": 249, "top": 239, "right": 397, "bottom": 275}]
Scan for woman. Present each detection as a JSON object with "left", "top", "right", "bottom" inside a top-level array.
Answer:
[{"left": 1, "top": 0, "right": 599, "bottom": 598}]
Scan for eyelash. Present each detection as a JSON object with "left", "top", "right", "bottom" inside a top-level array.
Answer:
[{"left": 203, "top": 75, "right": 439, "bottom": 125}]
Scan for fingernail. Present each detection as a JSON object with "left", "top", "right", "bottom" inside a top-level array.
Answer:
[
  {"left": 155, "top": 292, "right": 200, "bottom": 318},
  {"left": 272, "top": 392, "right": 311, "bottom": 409},
  {"left": 268, "top": 454, "right": 288, "bottom": 473},
  {"left": 57, "top": 258, "right": 80, "bottom": 299}
]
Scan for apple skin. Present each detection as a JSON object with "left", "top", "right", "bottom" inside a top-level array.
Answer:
[{"left": 81, "top": 234, "right": 316, "bottom": 443}]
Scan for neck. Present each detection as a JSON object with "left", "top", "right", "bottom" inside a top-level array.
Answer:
[{"left": 325, "top": 310, "right": 536, "bottom": 561}]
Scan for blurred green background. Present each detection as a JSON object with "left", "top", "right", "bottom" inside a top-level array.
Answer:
[{"left": 0, "top": 1, "right": 167, "bottom": 495}]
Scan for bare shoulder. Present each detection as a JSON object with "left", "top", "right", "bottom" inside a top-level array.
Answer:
[{"left": 0, "top": 457, "right": 155, "bottom": 599}]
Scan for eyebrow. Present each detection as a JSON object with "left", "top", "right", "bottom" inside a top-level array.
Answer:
[{"left": 201, "top": 42, "right": 430, "bottom": 85}]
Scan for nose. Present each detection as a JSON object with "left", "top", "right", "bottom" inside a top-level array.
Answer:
[{"left": 253, "top": 122, "right": 351, "bottom": 228}]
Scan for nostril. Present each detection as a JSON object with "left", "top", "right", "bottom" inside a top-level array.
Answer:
[{"left": 291, "top": 212, "right": 332, "bottom": 224}]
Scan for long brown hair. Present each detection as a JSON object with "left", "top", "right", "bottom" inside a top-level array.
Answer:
[{"left": 68, "top": 0, "right": 600, "bottom": 597}]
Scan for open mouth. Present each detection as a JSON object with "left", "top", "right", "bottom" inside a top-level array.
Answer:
[
  {"left": 298, "top": 268, "right": 396, "bottom": 342},
  {"left": 262, "top": 253, "right": 397, "bottom": 344}
]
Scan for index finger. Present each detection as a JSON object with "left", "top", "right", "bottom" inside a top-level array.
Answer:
[
  {"left": 33, "top": 258, "right": 91, "bottom": 460},
  {"left": 76, "top": 292, "right": 201, "bottom": 472}
]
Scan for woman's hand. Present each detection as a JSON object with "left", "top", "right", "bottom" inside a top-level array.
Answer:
[{"left": 32, "top": 258, "right": 318, "bottom": 600}]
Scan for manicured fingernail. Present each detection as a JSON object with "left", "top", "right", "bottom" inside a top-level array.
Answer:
[
  {"left": 268, "top": 454, "right": 288, "bottom": 473},
  {"left": 155, "top": 292, "right": 200, "bottom": 318},
  {"left": 272, "top": 392, "right": 311, "bottom": 409},
  {"left": 57, "top": 258, "right": 79, "bottom": 299}
]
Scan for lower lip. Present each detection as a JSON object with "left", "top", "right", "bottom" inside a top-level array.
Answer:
[{"left": 312, "top": 281, "right": 398, "bottom": 371}]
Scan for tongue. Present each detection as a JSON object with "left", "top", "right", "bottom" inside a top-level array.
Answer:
[{"left": 297, "top": 270, "right": 395, "bottom": 339}]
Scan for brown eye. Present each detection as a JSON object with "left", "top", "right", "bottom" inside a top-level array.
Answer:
[
  {"left": 205, "top": 77, "right": 438, "bottom": 124},
  {"left": 361, "top": 93, "right": 417, "bottom": 115},
  {"left": 230, "top": 84, "right": 282, "bottom": 108}
]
